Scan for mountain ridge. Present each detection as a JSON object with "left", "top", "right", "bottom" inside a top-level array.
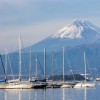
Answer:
[
  {"left": 2, "top": 20, "right": 100, "bottom": 77},
  {"left": 51, "top": 20, "right": 100, "bottom": 39},
  {"left": 25, "top": 20, "right": 100, "bottom": 52}
]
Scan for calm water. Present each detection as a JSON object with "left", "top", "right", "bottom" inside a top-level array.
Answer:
[{"left": 0, "top": 85, "right": 100, "bottom": 100}]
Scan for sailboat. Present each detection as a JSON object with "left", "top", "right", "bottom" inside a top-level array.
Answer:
[
  {"left": 30, "top": 48, "right": 48, "bottom": 88},
  {"left": 74, "top": 52, "right": 95, "bottom": 88},
  {"left": 48, "top": 52, "right": 62, "bottom": 88},
  {"left": 5, "top": 49, "right": 20, "bottom": 83},
  {"left": 61, "top": 47, "right": 76, "bottom": 88},
  {"left": 0, "top": 54, "right": 8, "bottom": 89},
  {"left": 6, "top": 36, "right": 33, "bottom": 89}
]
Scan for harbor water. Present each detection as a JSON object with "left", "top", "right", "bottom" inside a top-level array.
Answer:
[{"left": 0, "top": 84, "right": 100, "bottom": 100}]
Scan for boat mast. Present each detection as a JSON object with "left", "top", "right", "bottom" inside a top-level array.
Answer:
[
  {"left": 84, "top": 52, "right": 86, "bottom": 82},
  {"left": 52, "top": 52, "right": 54, "bottom": 81},
  {"left": 5, "top": 49, "right": 7, "bottom": 76},
  {"left": 36, "top": 56, "right": 38, "bottom": 79},
  {"left": 29, "top": 48, "right": 32, "bottom": 81},
  {"left": 63, "top": 47, "right": 65, "bottom": 83},
  {"left": 19, "top": 36, "right": 21, "bottom": 81},
  {"left": 44, "top": 48, "right": 46, "bottom": 81}
]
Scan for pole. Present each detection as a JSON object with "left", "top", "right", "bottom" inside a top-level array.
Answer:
[
  {"left": 52, "top": 52, "right": 54, "bottom": 81},
  {"left": 84, "top": 52, "right": 86, "bottom": 82},
  {"left": 19, "top": 36, "right": 21, "bottom": 81},
  {"left": 63, "top": 47, "right": 65, "bottom": 82},
  {"left": 44, "top": 48, "right": 46, "bottom": 80},
  {"left": 36, "top": 56, "right": 38, "bottom": 79}
]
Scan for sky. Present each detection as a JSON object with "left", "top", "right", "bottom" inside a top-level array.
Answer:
[{"left": 0, "top": 0, "right": 100, "bottom": 53}]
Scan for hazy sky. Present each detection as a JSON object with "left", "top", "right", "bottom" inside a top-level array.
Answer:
[{"left": 0, "top": 0, "right": 100, "bottom": 53}]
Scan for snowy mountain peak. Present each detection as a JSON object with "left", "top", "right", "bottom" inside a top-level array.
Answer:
[
  {"left": 52, "top": 20, "right": 100, "bottom": 39},
  {"left": 70, "top": 20, "right": 98, "bottom": 29},
  {"left": 70, "top": 20, "right": 87, "bottom": 26}
]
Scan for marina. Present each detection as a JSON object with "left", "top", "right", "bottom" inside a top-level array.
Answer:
[
  {"left": 0, "top": 84, "right": 100, "bottom": 100},
  {"left": 0, "top": 0, "right": 100, "bottom": 99},
  {"left": 0, "top": 43, "right": 97, "bottom": 89}
]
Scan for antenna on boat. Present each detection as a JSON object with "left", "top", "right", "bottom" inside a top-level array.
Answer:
[
  {"left": 44, "top": 48, "right": 46, "bottom": 81},
  {"left": 29, "top": 48, "right": 32, "bottom": 82},
  {"left": 5, "top": 49, "right": 7, "bottom": 75},
  {"left": 19, "top": 36, "right": 21, "bottom": 81},
  {"left": 84, "top": 52, "right": 86, "bottom": 82},
  {"left": 36, "top": 56, "right": 38, "bottom": 80},
  {"left": 63, "top": 47, "right": 65, "bottom": 83},
  {"left": 52, "top": 52, "right": 54, "bottom": 81}
]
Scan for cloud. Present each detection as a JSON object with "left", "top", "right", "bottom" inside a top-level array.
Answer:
[
  {"left": 0, "top": 0, "right": 99, "bottom": 28},
  {"left": 0, "top": 18, "right": 68, "bottom": 53},
  {"left": 0, "top": 0, "right": 100, "bottom": 53}
]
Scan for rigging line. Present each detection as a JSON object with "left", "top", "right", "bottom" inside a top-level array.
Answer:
[
  {"left": 52, "top": 52, "right": 54, "bottom": 81},
  {"left": 37, "top": 56, "right": 44, "bottom": 76},
  {"left": 5, "top": 49, "right": 7, "bottom": 76},
  {"left": 19, "top": 36, "right": 29, "bottom": 76},
  {"left": 85, "top": 56, "right": 94, "bottom": 81},
  {"left": 53, "top": 53, "right": 57, "bottom": 74},
  {"left": 35, "top": 55, "right": 38, "bottom": 79},
  {"left": 65, "top": 50, "right": 76, "bottom": 81},
  {"left": 52, "top": 52, "right": 62, "bottom": 80},
  {"left": 0, "top": 54, "right": 7, "bottom": 82},
  {"left": 53, "top": 52, "right": 62, "bottom": 80},
  {"left": 29, "top": 48, "right": 32, "bottom": 81},
  {"left": 12, "top": 52, "right": 19, "bottom": 77},
  {"left": 84, "top": 52, "right": 87, "bottom": 82},
  {"left": 51, "top": 52, "right": 57, "bottom": 80},
  {"left": 8, "top": 54, "right": 14, "bottom": 80}
]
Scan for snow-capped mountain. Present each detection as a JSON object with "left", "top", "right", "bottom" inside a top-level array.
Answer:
[
  {"left": 24, "top": 20, "right": 100, "bottom": 52},
  {"left": 26, "top": 20, "right": 100, "bottom": 74},
  {"left": 52, "top": 20, "right": 100, "bottom": 40},
  {"left": 8, "top": 20, "right": 100, "bottom": 76}
]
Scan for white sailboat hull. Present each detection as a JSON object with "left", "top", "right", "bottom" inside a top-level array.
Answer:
[
  {"left": 61, "top": 82, "right": 76, "bottom": 88},
  {"left": 6, "top": 82, "right": 33, "bottom": 89},
  {"left": 74, "top": 82, "right": 95, "bottom": 88},
  {"left": 0, "top": 83, "right": 7, "bottom": 89},
  {"left": 61, "top": 84, "right": 73, "bottom": 88}
]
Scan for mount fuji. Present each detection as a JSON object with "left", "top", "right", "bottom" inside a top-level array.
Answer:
[
  {"left": 27, "top": 20, "right": 100, "bottom": 75},
  {"left": 4, "top": 20, "right": 100, "bottom": 77},
  {"left": 52, "top": 20, "right": 100, "bottom": 39},
  {"left": 29, "top": 20, "right": 100, "bottom": 52}
]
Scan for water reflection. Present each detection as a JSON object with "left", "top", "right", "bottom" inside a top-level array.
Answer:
[
  {"left": 61, "top": 88, "right": 88, "bottom": 100},
  {"left": 34, "top": 90, "right": 37, "bottom": 100},
  {"left": 44, "top": 90, "right": 46, "bottom": 100},
  {"left": 19, "top": 90, "right": 21, "bottom": 100},
  {"left": 4, "top": 91, "right": 7, "bottom": 100},
  {"left": 0, "top": 86, "right": 100, "bottom": 100},
  {"left": 4, "top": 89, "right": 21, "bottom": 100},
  {"left": 3, "top": 88, "right": 87, "bottom": 100},
  {"left": 28, "top": 90, "right": 30, "bottom": 100},
  {"left": 62, "top": 88, "right": 65, "bottom": 100},
  {"left": 51, "top": 89, "right": 54, "bottom": 100},
  {"left": 84, "top": 88, "right": 87, "bottom": 100}
]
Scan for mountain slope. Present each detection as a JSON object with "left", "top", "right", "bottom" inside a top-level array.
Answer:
[
  {"left": 52, "top": 20, "right": 100, "bottom": 39},
  {"left": 3, "top": 43, "right": 100, "bottom": 77},
  {"left": 27, "top": 20, "right": 100, "bottom": 52},
  {"left": 2, "top": 20, "right": 100, "bottom": 78}
]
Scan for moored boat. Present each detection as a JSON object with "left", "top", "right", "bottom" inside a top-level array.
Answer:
[
  {"left": 74, "top": 82, "right": 95, "bottom": 88},
  {"left": 61, "top": 82, "right": 77, "bottom": 88},
  {"left": 61, "top": 47, "right": 76, "bottom": 88},
  {"left": 74, "top": 52, "right": 95, "bottom": 88},
  {"left": 6, "top": 81, "right": 34, "bottom": 89}
]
